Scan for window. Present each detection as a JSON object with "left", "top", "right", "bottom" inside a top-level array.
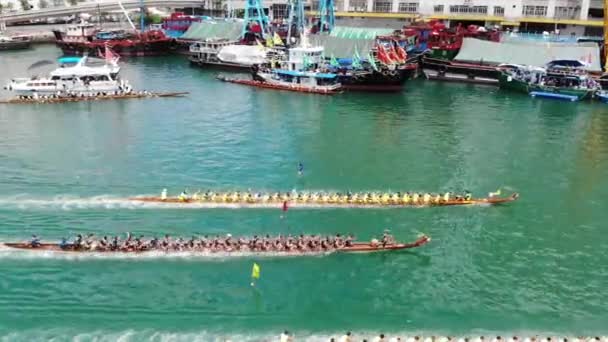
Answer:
[
  {"left": 372, "top": 0, "right": 392, "bottom": 12},
  {"left": 493, "top": 6, "right": 504, "bottom": 16},
  {"left": 449, "top": 5, "right": 488, "bottom": 14},
  {"left": 398, "top": 2, "right": 418, "bottom": 13},
  {"left": 433, "top": 5, "right": 444, "bottom": 13},
  {"left": 334, "top": 0, "right": 344, "bottom": 11},
  {"left": 554, "top": 6, "right": 580, "bottom": 18},
  {"left": 348, "top": 0, "right": 367, "bottom": 11},
  {"left": 311, "top": 0, "right": 320, "bottom": 11},
  {"left": 272, "top": 4, "right": 289, "bottom": 19},
  {"left": 522, "top": 5, "right": 547, "bottom": 17}
]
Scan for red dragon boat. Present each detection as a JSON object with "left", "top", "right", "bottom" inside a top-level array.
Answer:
[{"left": 3, "top": 235, "right": 430, "bottom": 255}]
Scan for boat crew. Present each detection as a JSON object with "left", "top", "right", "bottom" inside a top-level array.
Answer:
[
  {"left": 434, "top": 193, "right": 441, "bottom": 203},
  {"left": 160, "top": 188, "right": 168, "bottom": 201},
  {"left": 279, "top": 330, "right": 291, "bottom": 342},
  {"left": 178, "top": 190, "right": 188, "bottom": 201},
  {"left": 389, "top": 337, "right": 402, "bottom": 342},
  {"left": 423, "top": 193, "right": 431, "bottom": 203},
  {"left": 192, "top": 190, "right": 201, "bottom": 200},
  {"left": 443, "top": 192, "right": 450, "bottom": 202},
  {"left": 464, "top": 191, "right": 472, "bottom": 201},
  {"left": 373, "top": 334, "right": 386, "bottom": 342},
  {"left": 412, "top": 193, "right": 419, "bottom": 203},
  {"left": 298, "top": 162, "right": 304, "bottom": 175},
  {"left": 30, "top": 235, "right": 41, "bottom": 247}
]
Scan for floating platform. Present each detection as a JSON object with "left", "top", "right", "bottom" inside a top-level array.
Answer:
[
  {"left": 0, "top": 92, "right": 189, "bottom": 105},
  {"left": 530, "top": 91, "right": 579, "bottom": 102},
  {"left": 217, "top": 76, "right": 342, "bottom": 95}
]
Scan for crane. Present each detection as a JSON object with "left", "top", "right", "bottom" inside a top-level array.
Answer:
[
  {"left": 242, "top": 0, "right": 268, "bottom": 39},
  {"left": 318, "top": 0, "right": 335, "bottom": 33},
  {"left": 286, "top": 0, "right": 305, "bottom": 43}
]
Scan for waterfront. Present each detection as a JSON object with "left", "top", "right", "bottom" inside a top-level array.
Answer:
[{"left": 1, "top": 45, "right": 608, "bottom": 339}]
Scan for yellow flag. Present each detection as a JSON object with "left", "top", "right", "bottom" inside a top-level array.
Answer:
[
  {"left": 251, "top": 262, "right": 260, "bottom": 279},
  {"left": 273, "top": 32, "right": 283, "bottom": 46},
  {"left": 265, "top": 36, "right": 274, "bottom": 47}
]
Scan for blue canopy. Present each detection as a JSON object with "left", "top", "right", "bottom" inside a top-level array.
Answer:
[
  {"left": 274, "top": 69, "right": 337, "bottom": 79},
  {"left": 58, "top": 57, "right": 82, "bottom": 64}
]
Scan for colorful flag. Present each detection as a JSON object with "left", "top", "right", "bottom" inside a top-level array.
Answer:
[
  {"left": 251, "top": 263, "right": 261, "bottom": 279},
  {"left": 273, "top": 32, "right": 283, "bottom": 46},
  {"left": 367, "top": 52, "right": 379, "bottom": 71},
  {"left": 266, "top": 36, "right": 274, "bottom": 47},
  {"left": 330, "top": 54, "right": 340, "bottom": 67}
]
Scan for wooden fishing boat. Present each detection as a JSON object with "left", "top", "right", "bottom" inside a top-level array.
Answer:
[
  {"left": 217, "top": 76, "right": 342, "bottom": 95},
  {"left": 129, "top": 192, "right": 518, "bottom": 207},
  {"left": 2, "top": 235, "right": 430, "bottom": 255},
  {"left": 0, "top": 92, "right": 189, "bottom": 105}
]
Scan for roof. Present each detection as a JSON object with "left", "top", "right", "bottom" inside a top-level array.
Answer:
[
  {"left": 274, "top": 69, "right": 337, "bottom": 79},
  {"left": 180, "top": 20, "right": 243, "bottom": 41}
]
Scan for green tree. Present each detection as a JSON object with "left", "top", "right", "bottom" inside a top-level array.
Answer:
[
  {"left": 38, "top": 0, "right": 48, "bottom": 8},
  {"left": 19, "top": 0, "right": 32, "bottom": 10}
]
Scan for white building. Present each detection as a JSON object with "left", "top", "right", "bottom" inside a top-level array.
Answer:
[{"left": 308, "top": 0, "right": 604, "bottom": 35}]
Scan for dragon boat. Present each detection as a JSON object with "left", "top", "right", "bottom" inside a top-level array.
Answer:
[
  {"left": 2, "top": 235, "right": 430, "bottom": 255},
  {"left": 0, "top": 92, "right": 189, "bottom": 105},
  {"left": 129, "top": 190, "right": 519, "bottom": 208}
]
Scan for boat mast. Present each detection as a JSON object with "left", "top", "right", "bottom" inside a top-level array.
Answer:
[
  {"left": 139, "top": 0, "right": 145, "bottom": 32},
  {"left": 117, "top": 0, "right": 137, "bottom": 31}
]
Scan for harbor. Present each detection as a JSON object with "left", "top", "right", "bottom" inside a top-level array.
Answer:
[{"left": 1, "top": 1, "right": 608, "bottom": 340}]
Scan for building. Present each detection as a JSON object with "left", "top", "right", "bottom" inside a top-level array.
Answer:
[{"left": 308, "top": 0, "right": 605, "bottom": 35}]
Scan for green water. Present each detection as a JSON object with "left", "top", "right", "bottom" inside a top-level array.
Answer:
[{"left": 1, "top": 45, "right": 608, "bottom": 340}]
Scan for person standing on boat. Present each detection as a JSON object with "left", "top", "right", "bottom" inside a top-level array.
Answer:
[
  {"left": 298, "top": 162, "right": 304, "bottom": 176},
  {"left": 30, "top": 235, "right": 41, "bottom": 248},
  {"left": 160, "top": 188, "right": 167, "bottom": 201}
]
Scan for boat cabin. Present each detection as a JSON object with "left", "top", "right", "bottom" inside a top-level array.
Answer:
[
  {"left": 285, "top": 46, "right": 324, "bottom": 71},
  {"left": 63, "top": 23, "right": 97, "bottom": 42},
  {"left": 189, "top": 39, "right": 239, "bottom": 63}
]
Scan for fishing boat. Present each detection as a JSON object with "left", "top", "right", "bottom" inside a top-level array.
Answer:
[
  {"left": 2, "top": 235, "right": 431, "bottom": 255},
  {"left": 221, "top": 35, "right": 343, "bottom": 94},
  {"left": 189, "top": 40, "right": 274, "bottom": 70},
  {"left": 52, "top": 23, "right": 173, "bottom": 57},
  {"left": 498, "top": 64, "right": 547, "bottom": 94},
  {"left": 0, "top": 35, "right": 31, "bottom": 50},
  {"left": 3, "top": 52, "right": 129, "bottom": 96},
  {"left": 527, "top": 60, "right": 600, "bottom": 101},
  {"left": 129, "top": 190, "right": 518, "bottom": 207}
]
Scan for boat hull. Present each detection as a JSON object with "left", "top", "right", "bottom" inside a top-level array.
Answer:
[
  {"left": 529, "top": 85, "right": 592, "bottom": 100},
  {"left": 0, "top": 40, "right": 31, "bottom": 50},
  {"left": 2, "top": 236, "right": 430, "bottom": 255},
  {"left": 218, "top": 76, "right": 342, "bottom": 95},
  {"left": 422, "top": 57, "right": 500, "bottom": 85},
  {"left": 337, "top": 64, "right": 417, "bottom": 92},
  {"left": 129, "top": 193, "right": 519, "bottom": 207},
  {"left": 498, "top": 72, "right": 530, "bottom": 94}
]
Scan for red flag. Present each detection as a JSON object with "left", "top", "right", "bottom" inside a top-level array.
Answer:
[
  {"left": 396, "top": 44, "right": 407, "bottom": 62},
  {"left": 104, "top": 42, "right": 120, "bottom": 63},
  {"left": 388, "top": 44, "right": 399, "bottom": 63},
  {"left": 282, "top": 200, "right": 288, "bottom": 212},
  {"left": 376, "top": 44, "right": 391, "bottom": 64}
]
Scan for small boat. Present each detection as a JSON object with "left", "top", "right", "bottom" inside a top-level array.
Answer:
[
  {"left": 595, "top": 91, "right": 608, "bottom": 103},
  {"left": 129, "top": 191, "right": 519, "bottom": 207},
  {"left": 4, "top": 52, "right": 129, "bottom": 96},
  {"left": 3, "top": 235, "right": 430, "bottom": 255},
  {"left": 530, "top": 91, "right": 579, "bottom": 101},
  {"left": 0, "top": 35, "right": 31, "bottom": 50},
  {"left": 220, "top": 69, "right": 342, "bottom": 95}
]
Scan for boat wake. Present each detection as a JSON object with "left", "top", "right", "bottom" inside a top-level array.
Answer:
[
  {"left": 0, "top": 330, "right": 597, "bottom": 342},
  {"left": 0, "top": 244, "right": 331, "bottom": 261}
]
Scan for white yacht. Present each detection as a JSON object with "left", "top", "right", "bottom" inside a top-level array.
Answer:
[{"left": 5, "top": 56, "right": 130, "bottom": 96}]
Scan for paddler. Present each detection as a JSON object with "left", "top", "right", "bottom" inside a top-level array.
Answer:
[
  {"left": 178, "top": 189, "right": 188, "bottom": 202},
  {"left": 298, "top": 162, "right": 304, "bottom": 176},
  {"left": 280, "top": 330, "right": 290, "bottom": 342},
  {"left": 423, "top": 193, "right": 431, "bottom": 203},
  {"left": 160, "top": 188, "right": 168, "bottom": 201},
  {"left": 339, "top": 332, "right": 353, "bottom": 342},
  {"left": 372, "top": 334, "right": 386, "bottom": 342},
  {"left": 464, "top": 190, "right": 472, "bottom": 201},
  {"left": 443, "top": 192, "right": 450, "bottom": 202},
  {"left": 30, "top": 235, "right": 41, "bottom": 248},
  {"left": 412, "top": 192, "right": 419, "bottom": 204}
]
